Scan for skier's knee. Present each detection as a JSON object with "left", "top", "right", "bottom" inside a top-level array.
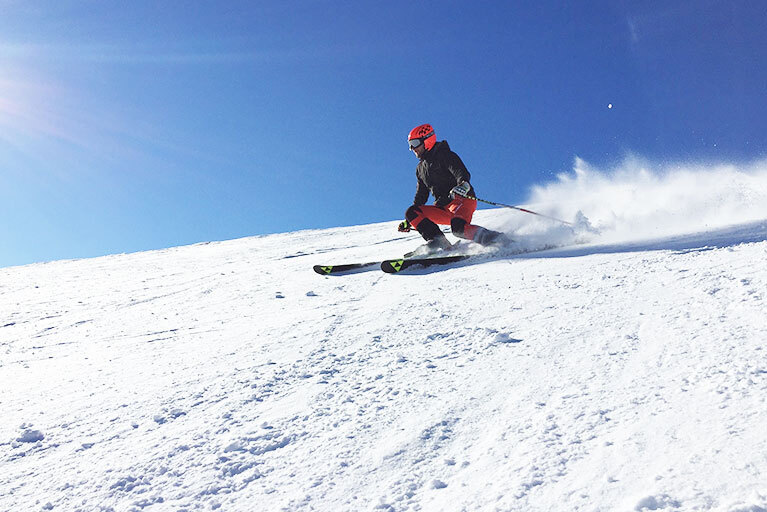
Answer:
[
  {"left": 451, "top": 218, "right": 467, "bottom": 238},
  {"left": 405, "top": 205, "right": 421, "bottom": 222}
]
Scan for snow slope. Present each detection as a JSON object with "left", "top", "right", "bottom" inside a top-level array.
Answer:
[{"left": 2, "top": 160, "right": 767, "bottom": 511}]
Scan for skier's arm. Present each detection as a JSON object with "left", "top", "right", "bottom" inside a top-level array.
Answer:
[
  {"left": 447, "top": 152, "right": 471, "bottom": 185},
  {"left": 413, "top": 177, "right": 429, "bottom": 206},
  {"left": 447, "top": 152, "right": 474, "bottom": 197}
]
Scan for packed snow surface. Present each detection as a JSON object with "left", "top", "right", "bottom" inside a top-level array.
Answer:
[{"left": 2, "top": 159, "right": 767, "bottom": 511}]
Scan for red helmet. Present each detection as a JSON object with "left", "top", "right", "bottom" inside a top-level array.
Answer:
[{"left": 408, "top": 123, "right": 436, "bottom": 151}]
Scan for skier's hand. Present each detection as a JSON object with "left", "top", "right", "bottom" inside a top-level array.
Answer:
[
  {"left": 398, "top": 220, "right": 412, "bottom": 232},
  {"left": 451, "top": 181, "right": 471, "bottom": 198}
]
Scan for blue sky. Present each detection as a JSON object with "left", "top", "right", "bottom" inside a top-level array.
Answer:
[{"left": 1, "top": 1, "right": 766, "bottom": 268}]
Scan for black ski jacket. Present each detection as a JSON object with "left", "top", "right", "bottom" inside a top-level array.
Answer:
[{"left": 413, "top": 140, "right": 475, "bottom": 207}]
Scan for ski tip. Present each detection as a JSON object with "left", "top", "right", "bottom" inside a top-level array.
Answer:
[
  {"left": 380, "top": 259, "right": 405, "bottom": 273},
  {"left": 313, "top": 265, "right": 333, "bottom": 275}
]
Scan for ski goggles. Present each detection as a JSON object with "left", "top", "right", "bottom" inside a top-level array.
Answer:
[{"left": 408, "top": 131, "right": 434, "bottom": 149}]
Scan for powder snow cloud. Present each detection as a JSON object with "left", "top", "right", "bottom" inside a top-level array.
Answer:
[{"left": 503, "top": 156, "right": 767, "bottom": 247}]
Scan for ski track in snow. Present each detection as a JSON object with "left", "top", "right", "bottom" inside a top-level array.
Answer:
[{"left": 1, "top": 210, "right": 767, "bottom": 511}]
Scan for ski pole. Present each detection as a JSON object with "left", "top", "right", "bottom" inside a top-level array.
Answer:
[{"left": 465, "top": 194, "right": 573, "bottom": 226}]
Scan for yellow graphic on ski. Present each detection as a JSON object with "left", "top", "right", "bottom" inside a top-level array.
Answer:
[
  {"left": 313, "top": 262, "right": 379, "bottom": 275},
  {"left": 380, "top": 255, "right": 471, "bottom": 273}
]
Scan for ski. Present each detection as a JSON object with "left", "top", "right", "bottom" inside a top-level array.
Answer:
[
  {"left": 314, "top": 254, "right": 471, "bottom": 275},
  {"left": 315, "top": 238, "right": 564, "bottom": 276},
  {"left": 380, "top": 254, "right": 472, "bottom": 273},
  {"left": 313, "top": 262, "right": 380, "bottom": 275}
]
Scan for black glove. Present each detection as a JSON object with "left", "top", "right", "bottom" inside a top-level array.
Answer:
[{"left": 398, "top": 220, "right": 412, "bottom": 232}]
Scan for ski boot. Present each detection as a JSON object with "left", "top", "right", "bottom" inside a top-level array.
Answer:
[
  {"left": 473, "top": 228, "right": 513, "bottom": 247},
  {"left": 405, "top": 233, "right": 454, "bottom": 258}
]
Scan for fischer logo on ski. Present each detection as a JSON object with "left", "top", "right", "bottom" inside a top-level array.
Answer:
[
  {"left": 380, "top": 254, "right": 471, "bottom": 273},
  {"left": 312, "top": 262, "right": 379, "bottom": 275}
]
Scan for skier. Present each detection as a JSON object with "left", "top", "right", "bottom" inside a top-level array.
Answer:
[{"left": 398, "top": 123, "right": 508, "bottom": 252}]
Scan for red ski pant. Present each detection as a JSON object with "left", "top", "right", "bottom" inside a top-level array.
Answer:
[{"left": 407, "top": 197, "right": 480, "bottom": 239}]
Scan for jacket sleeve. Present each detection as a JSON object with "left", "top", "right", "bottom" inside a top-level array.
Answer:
[
  {"left": 447, "top": 152, "right": 471, "bottom": 184},
  {"left": 413, "top": 176, "right": 429, "bottom": 206}
]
